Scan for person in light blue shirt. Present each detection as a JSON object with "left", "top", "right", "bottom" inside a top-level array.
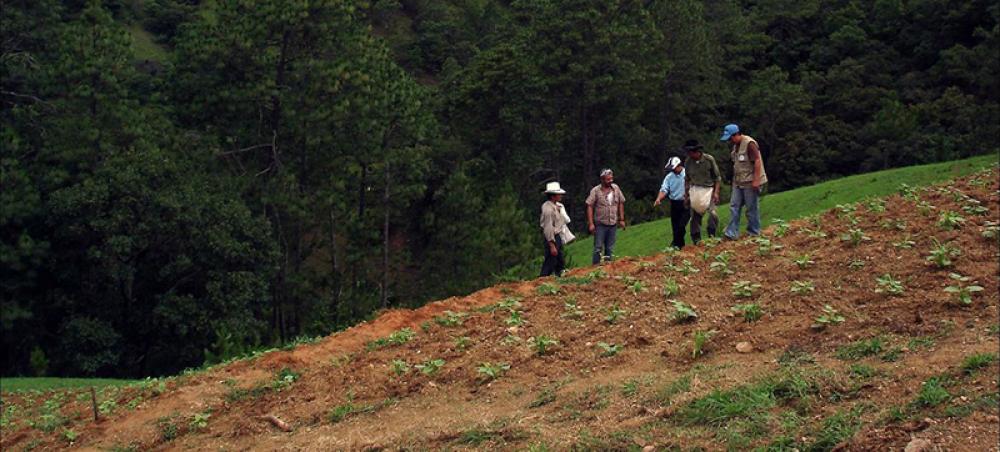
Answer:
[{"left": 653, "top": 157, "right": 689, "bottom": 249}]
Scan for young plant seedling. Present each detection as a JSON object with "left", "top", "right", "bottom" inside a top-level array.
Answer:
[
  {"left": 597, "top": 342, "right": 622, "bottom": 357},
  {"left": 668, "top": 260, "right": 699, "bottom": 275},
  {"left": 562, "top": 300, "right": 584, "bottom": 319},
  {"left": 663, "top": 278, "right": 681, "bottom": 297},
  {"left": 792, "top": 254, "right": 815, "bottom": 269},
  {"left": 875, "top": 274, "right": 905, "bottom": 296},
  {"left": 691, "top": 330, "right": 716, "bottom": 358},
  {"left": 476, "top": 362, "right": 511, "bottom": 381},
  {"left": 982, "top": 221, "right": 999, "bottom": 241},
  {"left": 790, "top": 280, "right": 816, "bottom": 295},
  {"left": 848, "top": 259, "right": 866, "bottom": 270},
  {"left": 880, "top": 218, "right": 907, "bottom": 231},
  {"left": 916, "top": 200, "right": 936, "bottom": 216},
  {"left": 813, "top": 305, "right": 845, "bottom": 329},
  {"left": 892, "top": 235, "right": 916, "bottom": 249},
  {"left": 771, "top": 218, "right": 790, "bottom": 237},
  {"left": 454, "top": 336, "right": 472, "bottom": 350},
  {"left": 805, "top": 227, "right": 828, "bottom": 238},
  {"left": 839, "top": 228, "right": 870, "bottom": 247},
  {"left": 529, "top": 335, "right": 559, "bottom": 356},
  {"left": 390, "top": 359, "right": 410, "bottom": 377},
  {"left": 434, "top": 311, "right": 466, "bottom": 327},
  {"left": 731, "top": 280, "right": 761, "bottom": 298},
  {"left": 864, "top": 198, "right": 886, "bottom": 213},
  {"left": 536, "top": 282, "right": 561, "bottom": 295},
  {"left": 835, "top": 203, "right": 857, "bottom": 218},
  {"left": 366, "top": 328, "right": 417, "bottom": 350},
  {"left": 702, "top": 237, "right": 722, "bottom": 248},
  {"left": 506, "top": 310, "right": 525, "bottom": 326},
  {"left": 497, "top": 297, "right": 522, "bottom": 312},
  {"left": 414, "top": 359, "right": 446, "bottom": 375},
  {"left": 927, "top": 238, "right": 962, "bottom": 268},
  {"left": 937, "top": 211, "right": 966, "bottom": 230},
  {"left": 670, "top": 300, "right": 698, "bottom": 323},
  {"left": 731, "top": 303, "right": 762, "bottom": 322},
  {"left": 627, "top": 280, "right": 647, "bottom": 295},
  {"left": 605, "top": 304, "right": 626, "bottom": 324},
  {"left": 944, "top": 273, "right": 984, "bottom": 305},
  {"left": 754, "top": 237, "right": 783, "bottom": 256},
  {"left": 709, "top": 251, "right": 735, "bottom": 277}
]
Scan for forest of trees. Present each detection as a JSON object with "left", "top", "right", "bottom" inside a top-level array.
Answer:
[{"left": 2, "top": 0, "right": 996, "bottom": 378}]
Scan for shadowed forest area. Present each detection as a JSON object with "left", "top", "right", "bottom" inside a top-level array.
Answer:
[{"left": 2, "top": 0, "right": 997, "bottom": 379}]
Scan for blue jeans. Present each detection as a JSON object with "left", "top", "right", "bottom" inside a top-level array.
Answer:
[
  {"left": 592, "top": 223, "right": 617, "bottom": 264},
  {"left": 725, "top": 187, "right": 761, "bottom": 239}
]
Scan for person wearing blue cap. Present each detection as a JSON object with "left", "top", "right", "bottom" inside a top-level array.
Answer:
[{"left": 719, "top": 124, "right": 768, "bottom": 239}]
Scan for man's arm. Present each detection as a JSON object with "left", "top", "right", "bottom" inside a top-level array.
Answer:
[
  {"left": 750, "top": 141, "right": 763, "bottom": 191},
  {"left": 711, "top": 157, "right": 722, "bottom": 204},
  {"left": 654, "top": 191, "right": 667, "bottom": 206}
]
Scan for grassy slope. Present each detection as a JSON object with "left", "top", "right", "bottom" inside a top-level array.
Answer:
[
  {"left": 564, "top": 154, "right": 997, "bottom": 266},
  {"left": 0, "top": 378, "right": 136, "bottom": 393},
  {"left": 128, "top": 24, "right": 168, "bottom": 61}
]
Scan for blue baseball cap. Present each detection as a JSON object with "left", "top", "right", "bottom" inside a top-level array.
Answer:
[{"left": 720, "top": 124, "right": 740, "bottom": 141}]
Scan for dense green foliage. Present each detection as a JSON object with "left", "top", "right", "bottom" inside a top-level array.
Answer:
[{"left": 2, "top": 0, "right": 996, "bottom": 377}]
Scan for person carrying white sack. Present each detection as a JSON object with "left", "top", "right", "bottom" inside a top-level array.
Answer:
[{"left": 682, "top": 139, "right": 721, "bottom": 245}]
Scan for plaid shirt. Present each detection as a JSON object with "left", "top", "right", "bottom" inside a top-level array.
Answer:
[{"left": 586, "top": 184, "right": 626, "bottom": 226}]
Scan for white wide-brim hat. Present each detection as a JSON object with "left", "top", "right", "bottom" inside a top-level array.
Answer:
[{"left": 544, "top": 181, "right": 567, "bottom": 194}]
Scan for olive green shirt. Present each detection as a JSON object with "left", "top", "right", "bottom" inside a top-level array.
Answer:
[{"left": 684, "top": 154, "right": 722, "bottom": 187}]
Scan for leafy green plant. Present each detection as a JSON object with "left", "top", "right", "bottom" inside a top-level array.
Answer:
[
  {"left": 604, "top": 304, "right": 626, "bottom": 324},
  {"left": 529, "top": 335, "right": 559, "bottom": 356},
  {"left": 937, "top": 211, "right": 966, "bottom": 230},
  {"left": 667, "top": 259, "right": 699, "bottom": 275},
  {"left": 982, "top": 221, "right": 999, "bottom": 240},
  {"left": 753, "top": 237, "right": 783, "bottom": 256},
  {"left": 506, "top": 310, "right": 525, "bottom": 326},
  {"left": 864, "top": 198, "right": 886, "bottom": 213},
  {"left": 414, "top": 359, "right": 446, "bottom": 375},
  {"left": 189, "top": 412, "right": 211, "bottom": 431},
  {"left": 709, "top": 251, "right": 734, "bottom": 277},
  {"left": 670, "top": 300, "right": 698, "bottom": 323},
  {"left": 839, "top": 228, "right": 870, "bottom": 247},
  {"left": 944, "top": 273, "right": 984, "bottom": 305},
  {"left": 875, "top": 274, "right": 905, "bottom": 296},
  {"left": 960, "top": 353, "right": 996, "bottom": 374},
  {"left": 848, "top": 259, "right": 866, "bottom": 270},
  {"left": 813, "top": 305, "right": 845, "bottom": 329},
  {"left": 771, "top": 218, "right": 790, "bottom": 237},
  {"left": 536, "top": 282, "right": 561, "bottom": 295},
  {"left": 366, "top": 327, "right": 416, "bottom": 350},
  {"left": 731, "top": 280, "right": 761, "bottom": 298},
  {"left": 835, "top": 337, "right": 885, "bottom": 360},
  {"left": 597, "top": 342, "right": 623, "bottom": 357},
  {"left": 916, "top": 200, "right": 936, "bottom": 216},
  {"left": 500, "top": 334, "right": 522, "bottom": 346},
  {"left": 562, "top": 300, "right": 584, "bottom": 319},
  {"left": 454, "top": 336, "right": 472, "bottom": 350},
  {"left": 835, "top": 203, "right": 857, "bottom": 218},
  {"left": 663, "top": 278, "right": 681, "bottom": 297},
  {"left": 626, "top": 279, "right": 646, "bottom": 295},
  {"left": 790, "top": 280, "right": 815, "bottom": 295},
  {"left": 804, "top": 227, "right": 828, "bottom": 238},
  {"left": 913, "top": 377, "right": 950, "bottom": 407},
  {"left": 892, "top": 235, "right": 917, "bottom": 249},
  {"left": 926, "top": 238, "right": 960, "bottom": 268},
  {"left": 391, "top": 359, "right": 410, "bottom": 376},
  {"left": 157, "top": 416, "right": 178, "bottom": 441},
  {"left": 961, "top": 203, "right": 988, "bottom": 216},
  {"left": 792, "top": 254, "right": 815, "bottom": 269},
  {"left": 497, "top": 297, "right": 523, "bottom": 311},
  {"left": 881, "top": 218, "right": 907, "bottom": 231},
  {"left": 702, "top": 237, "right": 722, "bottom": 248},
  {"left": 691, "top": 330, "right": 716, "bottom": 358},
  {"left": 476, "top": 362, "right": 511, "bottom": 381},
  {"left": 62, "top": 428, "right": 78, "bottom": 443},
  {"left": 731, "top": 303, "right": 762, "bottom": 322},
  {"left": 434, "top": 311, "right": 466, "bottom": 327}
]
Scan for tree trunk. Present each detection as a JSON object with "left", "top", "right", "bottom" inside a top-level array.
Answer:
[{"left": 382, "top": 162, "right": 390, "bottom": 309}]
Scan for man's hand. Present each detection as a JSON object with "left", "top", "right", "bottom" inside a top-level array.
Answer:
[
  {"left": 653, "top": 198, "right": 661, "bottom": 207},
  {"left": 683, "top": 198, "right": 690, "bottom": 208},
  {"left": 712, "top": 192, "right": 720, "bottom": 205},
  {"left": 588, "top": 223, "right": 595, "bottom": 234},
  {"left": 752, "top": 181, "right": 761, "bottom": 193},
  {"left": 618, "top": 220, "right": 626, "bottom": 230},
  {"left": 549, "top": 242, "right": 558, "bottom": 256}
]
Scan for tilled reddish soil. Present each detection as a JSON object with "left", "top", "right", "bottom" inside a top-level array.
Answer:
[{"left": 2, "top": 168, "right": 998, "bottom": 451}]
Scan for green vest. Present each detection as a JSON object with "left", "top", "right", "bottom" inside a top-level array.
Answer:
[{"left": 731, "top": 135, "right": 767, "bottom": 188}]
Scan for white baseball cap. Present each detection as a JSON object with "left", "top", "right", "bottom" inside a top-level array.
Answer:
[{"left": 664, "top": 157, "right": 681, "bottom": 171}]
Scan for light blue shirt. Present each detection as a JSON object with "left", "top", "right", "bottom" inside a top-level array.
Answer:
[{"left": 660, "top": 169, "right": 686, "bottom": 201}]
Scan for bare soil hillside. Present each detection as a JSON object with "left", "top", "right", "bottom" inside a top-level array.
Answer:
[{"left": 3, "top": 168, "right": 998, "bottom": 451}]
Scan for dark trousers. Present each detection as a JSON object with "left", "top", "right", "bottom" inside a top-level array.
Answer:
[
  {"left": 669, "top": 199, "right": 690, "bottom": 249},
  {"left": 689, "top": 204, "right": 718, "bottom": 244},
  {"left": 540, "top": 235, "right": 565, "bottom": 277}
]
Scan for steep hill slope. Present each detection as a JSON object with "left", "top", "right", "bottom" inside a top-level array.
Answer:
[
  {"left": 1, "top": 168, "right": 998, "bottom": 451},
  {"left": 563, "top": 155, "right": 997, "bottom": 266}
]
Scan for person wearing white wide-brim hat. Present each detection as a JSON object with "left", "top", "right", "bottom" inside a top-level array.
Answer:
[{"left": 539, "top": 182, "right": 568, "bottom": 277}]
